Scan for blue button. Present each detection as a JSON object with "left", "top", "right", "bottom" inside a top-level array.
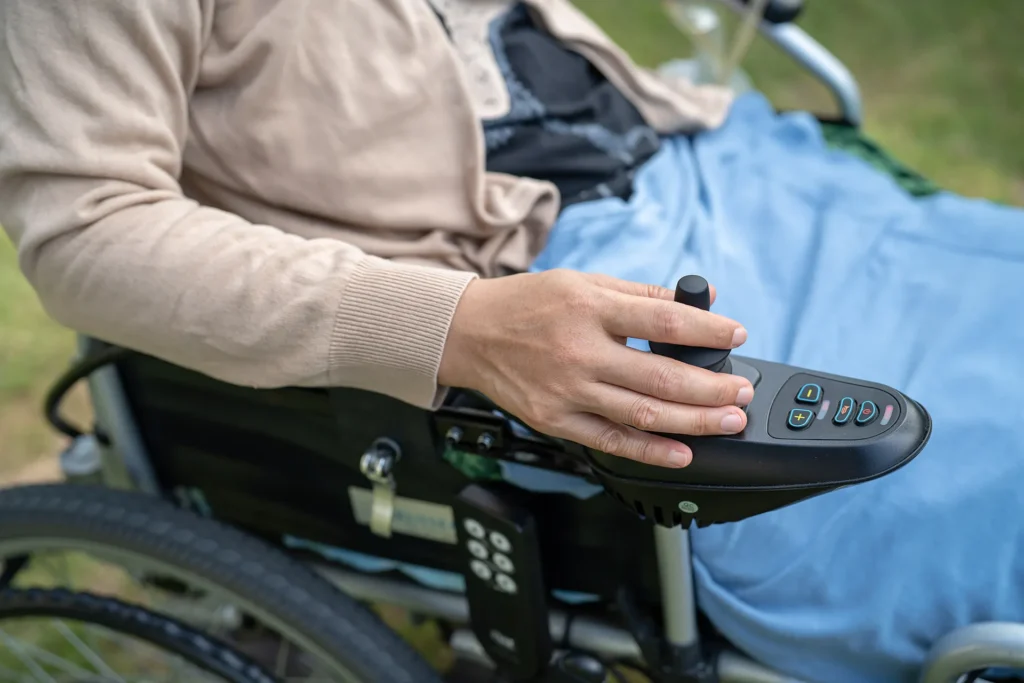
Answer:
[
  {"left": 787, "top": 408, "right": 814, "bottom": 430},
  {"left": 796, "top": 383, "right": 822, "bottom": 405},
  {"left": 856, "top": 400, "right": 878, "bottom": 425},
  {"left": 833, "top": 397, "right": 855, "bottom": 425}
]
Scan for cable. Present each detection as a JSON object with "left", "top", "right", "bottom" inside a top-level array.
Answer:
[{"left": 44, "top": 345, "right": 135, "bottom": 439}]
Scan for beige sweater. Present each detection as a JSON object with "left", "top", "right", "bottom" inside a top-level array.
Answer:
[{"left": 0, "top": 0, "right": 732, "bottom": 408}]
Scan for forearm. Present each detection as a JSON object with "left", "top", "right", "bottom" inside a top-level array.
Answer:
[{"left": 15, "top": 186, "right": 475, "bottom": 405}]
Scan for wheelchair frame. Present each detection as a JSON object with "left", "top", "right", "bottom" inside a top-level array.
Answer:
[{"left": 41, "top": 5, "right": 1024, "bottom": 682}]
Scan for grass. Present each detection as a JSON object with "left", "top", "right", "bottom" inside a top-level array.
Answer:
[
  {"left": 576, "top": 0, "right": 1024, "bottom": 204},
  {"left": 0, "top": 0, "right": 1020, "bottom": 676}
]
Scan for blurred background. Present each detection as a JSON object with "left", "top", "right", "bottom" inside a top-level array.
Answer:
[
  {"left": 0, "top": 0, "right": 1020, "bottom": 676},
  {"left": 2, "top": 0, "right": 1023, "bottom": 535}
]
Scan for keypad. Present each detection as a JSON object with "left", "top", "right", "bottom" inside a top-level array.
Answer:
[
  {"left": 769, "top": 373, "right": 901, "bottom": 441},
  {"left": 462, "top": 518, "right": 517, "bottom": 594}
]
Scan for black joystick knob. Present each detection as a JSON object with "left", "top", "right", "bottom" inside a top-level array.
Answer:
[{"left": 649, "top": 275, "right": 732, "bottom": 373}]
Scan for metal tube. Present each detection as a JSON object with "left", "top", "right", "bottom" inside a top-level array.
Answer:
[
  {"left": 77, "top": 335, "right": 160, "bottom": 494},
  {"left": 313, "top": 564, "right": 644, "bottom": 662},
  {"left": 716, "top": 649, "right": 809, "bottom": 683},
  {"left": 919, "top": 622, "right": 1024, "bottom": 683},
  {"left": 653, "top": 525, "right": 700, "bottom": 647},
  {"left": 711, "top": 0, "right": 864, "bottom": 126}
]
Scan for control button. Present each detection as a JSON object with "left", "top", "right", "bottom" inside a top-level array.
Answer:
[
  {"left": 467, "top": 539, "right": 489, "bottom": 560},
  {"left": 856, "top": 400, "right": 878, "bottom": 425},
  {"left": 796, "top": 383, "right": 822, "bottom": 405},
  {"left": 489, "top": 531, "right": 511, "bottom": 553},
  {"left": 787, "top": 408, "right": 814, "bottom": 430},
  {"left": 470, "top": 559, "right": 492, "bottom": 581},
  {"left": 493, "top": 553, "right": 514, "bottom": 574},
  {"left": 463, "top": 518, "right": 486, "bottom": 539},
  {"left": 833, "top": 397, "right": 855, "bottom": 425},
  {"left": 495, "top": 573, "right": 517, "bottom": 594}
]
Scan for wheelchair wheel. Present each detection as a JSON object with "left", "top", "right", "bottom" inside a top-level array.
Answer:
[
  {"left": 0, "top": 587, "right": 275, "bottom": 682},
  {"left": 0, "top": 484, "right": 443, "bottom": 683}
]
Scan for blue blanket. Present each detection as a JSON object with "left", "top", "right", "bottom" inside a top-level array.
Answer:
[{"left": 532, "top": 93, "right": 1024, "bottom": 683}]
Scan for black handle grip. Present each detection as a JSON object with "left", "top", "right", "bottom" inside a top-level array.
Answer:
[{"left": 649, "top": 275, "right": 732, "bottom": 373}]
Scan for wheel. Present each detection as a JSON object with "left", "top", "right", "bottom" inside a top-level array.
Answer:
[
  {"left": 0, "top": 484, "right": 443, "bottom": 683},
  {"left": 0, "top": 587, "right": 276, "bottom": 682}
]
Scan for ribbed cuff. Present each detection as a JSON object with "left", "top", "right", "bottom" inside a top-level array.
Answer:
[{"left": 328, "top": 257, "right": 478, "bottom": 409}]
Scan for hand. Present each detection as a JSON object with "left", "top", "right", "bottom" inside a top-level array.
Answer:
[{"left": 438, "top": 269, "right": 753, "bottom": 468}]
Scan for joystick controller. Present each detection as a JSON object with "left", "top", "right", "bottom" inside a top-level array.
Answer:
[
  {"left": 649, "top": 275, "right": 732, "bottom": 374},
  {"left": 582, "top": 274, "right": 932, "bottom": 528}
]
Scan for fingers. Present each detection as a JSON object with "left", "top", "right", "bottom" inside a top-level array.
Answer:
[
  {"left": 585, "top": 273, "right": 717, "bottom": 304},
  {"left": 599, "top": 346, "right": 754, "bottom": 407},
  {"left": 581, "top": 383, "right": 748, "bottom": 441},
  {"left": 602, "top": 293, "right": 746, "bottom": 350},
  {"left": 560, "top": 412, "right": 694, "bottom": 468},
  {"left": 584, "top": 273, "right": 675, "bottom": 301}
]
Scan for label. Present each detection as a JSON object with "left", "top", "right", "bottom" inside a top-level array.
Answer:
[{"left": 347, "top": 487, "right": 457, "bottom": 544}]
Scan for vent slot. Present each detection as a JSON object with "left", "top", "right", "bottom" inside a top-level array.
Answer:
[
  {"left": 653, "top": 506, "right": 666, "bottom": 526},
  {"left": 633, "top": 500, "right": 646, "bottom": 519}
]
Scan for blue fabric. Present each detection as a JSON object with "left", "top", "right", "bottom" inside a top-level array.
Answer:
[{"left": 531, "top": 93, "right": 1024, "bottom": 683}]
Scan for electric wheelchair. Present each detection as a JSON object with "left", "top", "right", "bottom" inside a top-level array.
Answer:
[{"left": 3, "top": 2, "right": 1024, "bottom": 682}]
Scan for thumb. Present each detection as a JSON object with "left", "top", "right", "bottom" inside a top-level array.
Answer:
[{"left": 586, "top": 273, "right": 718, "bottom": 305}]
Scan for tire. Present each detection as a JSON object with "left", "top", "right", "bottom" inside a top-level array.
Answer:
[
  {"left": 0, "top": 484, "right": 443, "bottom": 683},
  {"left": 0, "top": 587, "right": 277, "bottom": 682}
]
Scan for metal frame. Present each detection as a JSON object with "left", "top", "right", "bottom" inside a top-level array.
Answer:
[
  {"left": 713, "top": 0, "right": 864, "bottom": 126},
  {"left": 76, "top": 332, "right": 1024, "bottom": 683}
]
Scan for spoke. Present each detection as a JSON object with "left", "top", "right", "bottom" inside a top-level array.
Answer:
[
  {"left": 52, "top": 621, "right": 125, "bottom": 683},
  {"left": 0, "top": 628, "right": 56, "bottom": 683},
  {"left": 275, "top": 637, "right": 292, "bottom": 678}
]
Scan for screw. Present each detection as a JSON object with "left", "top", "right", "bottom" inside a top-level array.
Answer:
[
  {"left": 477, "top": 432, "right": 495, "bottom": 451},
  {"left": 445, "top": 426, "right": 464, "bottom": 445}
]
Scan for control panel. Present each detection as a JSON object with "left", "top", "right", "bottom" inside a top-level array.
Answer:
[
  {"left": 767, "top": 373, "right": 902, "bottom": 440},
  {"left": 582, "top": 274, "right": 931, "bottom": 527},
  {"left": 453, "top": 485, "right": 551, "bottom": 680}
]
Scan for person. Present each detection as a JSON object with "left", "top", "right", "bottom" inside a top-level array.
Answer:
[{"left": 1, "top": 2, "right": 1023, "bottom": 682}]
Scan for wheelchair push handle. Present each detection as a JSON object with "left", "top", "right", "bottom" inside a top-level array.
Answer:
[{"left": 649, "top": 275, "right": 733, "bottom": 373}]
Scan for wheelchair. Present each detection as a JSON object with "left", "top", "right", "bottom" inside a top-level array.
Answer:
[{"left": 3, "top": 2, "right": 1024, "bottom": 683}]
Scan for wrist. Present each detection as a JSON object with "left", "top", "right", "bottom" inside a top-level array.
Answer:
[{"left": 438, "top": 277, "right": 489, "bottom": 390}]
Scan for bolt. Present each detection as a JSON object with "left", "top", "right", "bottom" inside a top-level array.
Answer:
[
  {"left": 477, "top": 432, "right": 495, "bottom": 451},
  {"left": 445, "top": 426, "right": 464, "bottom": 445}
]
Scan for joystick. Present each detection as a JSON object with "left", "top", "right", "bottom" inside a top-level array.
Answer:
[{"left": 649, "top": 275, "right": 732, "bottom": 373}]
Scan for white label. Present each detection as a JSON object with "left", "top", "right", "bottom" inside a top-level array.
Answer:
[{"left": 347, "top": 487, "right": 457, "bottom": 544}]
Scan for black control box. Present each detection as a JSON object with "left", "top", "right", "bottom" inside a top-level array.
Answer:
[{"left": 453, "top": 485, "right": 552, "bottom": 680}]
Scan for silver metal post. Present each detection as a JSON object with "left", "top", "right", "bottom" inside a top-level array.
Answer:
[
  {"left": 77, "top": 335, "right": 160, "bottom": 494},
  {"left": 711, "top": 0, "right": 864, "bottom": 126},
  {"left": 654, "top": 525, "right": 700, "bottom": 647}
]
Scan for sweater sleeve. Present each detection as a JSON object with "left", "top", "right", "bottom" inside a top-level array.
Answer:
[{"left": 0, "top": 0, "right": 476, "bottom": 408}]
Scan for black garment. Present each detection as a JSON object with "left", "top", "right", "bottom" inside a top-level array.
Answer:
[{"left": 443, "top": 3, "right": 662, "bottom": 207}]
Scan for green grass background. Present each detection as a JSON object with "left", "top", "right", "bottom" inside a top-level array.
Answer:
[{"left": 1, "top": 0, "right": 1022, "bottom": 482}]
